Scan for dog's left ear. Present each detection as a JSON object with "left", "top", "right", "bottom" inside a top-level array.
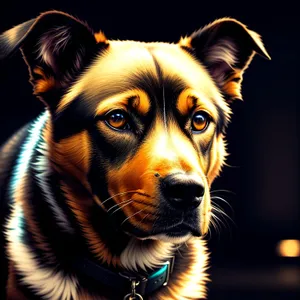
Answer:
[
  {"left": 179, "top": 18, "right": 271, "bottom": 101},
  {"left": 0, "top": 11, "right": 107, "bottom": 108}
]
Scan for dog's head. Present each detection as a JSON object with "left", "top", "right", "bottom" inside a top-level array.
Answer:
[{"left": 0, "top": 11, "right": 270, "bottom": 244}]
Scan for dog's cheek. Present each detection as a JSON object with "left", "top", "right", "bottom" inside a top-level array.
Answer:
[
  {"left": 50, "top": 130, "right": 91, "bottom": 185},
  {"left": 206, "top": 135, "right": 227, "bottom": 185},
  {"left": 106, "top": 145, "right": 159, "bottom": 230},
  {"left": 200, "top": 183, "right": 212, "bottom": 235},
  {"left": 107, "top": 148, "right": 158, "bottom": 201},
  {"left": 200, "top": 136, "right": 227, "bottom": 234}
]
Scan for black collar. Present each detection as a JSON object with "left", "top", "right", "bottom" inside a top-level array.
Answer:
[{"left": 71, "top": 256, "right": 175, "bottom": 298}]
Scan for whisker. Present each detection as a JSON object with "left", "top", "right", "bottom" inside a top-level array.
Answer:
[
  {"left": 121, "top": 208, "right": 147, "bottom": 226},
  {"left": 212, "top": 210, "right": 229, "bottom": 229},
  {"left": 210, "top": 192, "right": 236, "bottom": 238},
  {"left": 210, "top": 208, "right": 234, "bottom": 239},
  {"left": 109, "top": 200, "right": 133, "bottom": 216},
  {"left": 212, "top": 205, "right": 236, "bottom": 226},
  {"left": 101, "top": 190, "right": 138, "bottom": 206},
  {"left": 209, "top": 216, "right": 220, "bottom": 238},
  {"left": 135, "top": 213, "right": 150, "bottom": 228},
  {"left": 100, "top": 190, "right": 152, "bottom": 207},
  {"left": 107, "top": 197, "right": 158, "bottom": 218},
  {"left": 203, "top": 223, "right": 212, "bottom": 241},
  {"left": 132, "top": 199, "right": 157, "bottom": 208},
  {"left": 134, "top": 191, "right": 152, "bottom": 198},
  {"left": 107, "top": 198, "right": 132, "bottom": 213},
  {"left": 210, "top": 189, "right": 236, "bottom": 195},
  {"left": 211, "top": 195, "right": 234, "bottom": 212}
]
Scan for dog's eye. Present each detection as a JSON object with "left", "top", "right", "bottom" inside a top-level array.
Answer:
[
  {"left": 191, "top": 111, "right": 210, "bottom": 132},
  {"left": 105, "top": 110, "right": 131, "bottom": 130}
]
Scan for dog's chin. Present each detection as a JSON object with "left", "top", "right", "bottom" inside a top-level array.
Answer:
[
  {"left": 143, "top": 233, "right": 193, "bottom": 244},
  {"left": 129, "top": 231, "right": 193, "bottom": 244},
  {"left": 125, "top": 223, "right": 200, "bottom": 244}
]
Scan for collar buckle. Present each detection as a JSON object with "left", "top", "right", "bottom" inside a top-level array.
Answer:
[
  {"left": 120, "top": 272, "right": 147, "bottom": 299},
  {"left": 121, "top": 277, "right": 145, "bottom": 300}
]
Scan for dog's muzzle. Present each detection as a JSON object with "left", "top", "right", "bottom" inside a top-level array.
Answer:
[{"left": 143, "top": 173, "right": 204, "bottom": 239}]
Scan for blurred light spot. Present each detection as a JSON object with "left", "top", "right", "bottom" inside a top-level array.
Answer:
[{"left": 277, "top": 239, "right": 300, "bottom": 257}]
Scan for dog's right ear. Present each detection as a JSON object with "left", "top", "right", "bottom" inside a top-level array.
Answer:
[
  {"left": 0, "top": 11, "right": 107, "bottom": 108},
  {"left": 179, "top": 18, "right": 270, "bottom": 102}
]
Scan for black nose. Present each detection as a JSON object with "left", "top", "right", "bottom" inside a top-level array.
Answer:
[{"left": 161, "top": 173, "right": 204, "bottom": 210}]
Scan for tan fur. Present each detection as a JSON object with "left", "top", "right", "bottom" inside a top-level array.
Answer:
[
  {"left": 94, "top": 31, "right": 108, "bottom": 44},
  {"left": 151, "top": 239, "right": 209, "bottom": 299},
  {"left": 50, "top": 131, "right": 91, "bottom": 185},
  {"left": 33, "top": 67, "right": 57, "bottom": 94},
  {"left": 206, "top": 134, "right": 228, "bottom": 184},
  {"left": 95, "top": 89, "right": 151, "bottom": 117},
  {"left": 62, "top": 181, "right": 121, "bottom": 266}
]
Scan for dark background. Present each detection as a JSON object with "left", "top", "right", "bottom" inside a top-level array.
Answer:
[{"left": 0, "top": 1, "right": 299, "bottom": 299}]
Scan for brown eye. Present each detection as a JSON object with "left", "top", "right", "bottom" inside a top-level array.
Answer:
[
  {"left": 191, "top": 111, "right": 210, "bottom": 132},
  {"left": 105, "top": 110, "right": 130, "bottom": 130}
]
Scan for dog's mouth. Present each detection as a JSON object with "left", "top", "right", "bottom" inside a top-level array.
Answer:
[
  {"left": 163, "top": 222, "right": 201, "bottom": 237},
  {"left": 123, "top": 210, "right": 202, "bottom": 243},
  {"left": 150, "top": 219, "right": 201, "bottom": 243},
  {"left": 152, "top": 207, "right": 201, "bottom": 235}
]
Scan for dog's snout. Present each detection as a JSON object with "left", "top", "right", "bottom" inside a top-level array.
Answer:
[{"left": 161, "top": 174, "right": 204, "bottom": 210}]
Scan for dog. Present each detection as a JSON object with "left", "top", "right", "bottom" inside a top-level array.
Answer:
[{"left": 0, "top": 11, "right": 270, "bottom": 299}]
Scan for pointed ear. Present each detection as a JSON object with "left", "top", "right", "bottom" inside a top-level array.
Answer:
[
  {"left": 0, "top": 10, "right": 107, "bottom": 108},
  {"left": 179, "top": 18, "right": 271, "bottom": 102}
]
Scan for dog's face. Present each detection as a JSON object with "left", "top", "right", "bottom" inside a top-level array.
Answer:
[
  {"left": 0, "top": 11, "right": 270, "bottom": 244},
  {"left": 55, "top": 42, "right": 229, "bottom": 243}
]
